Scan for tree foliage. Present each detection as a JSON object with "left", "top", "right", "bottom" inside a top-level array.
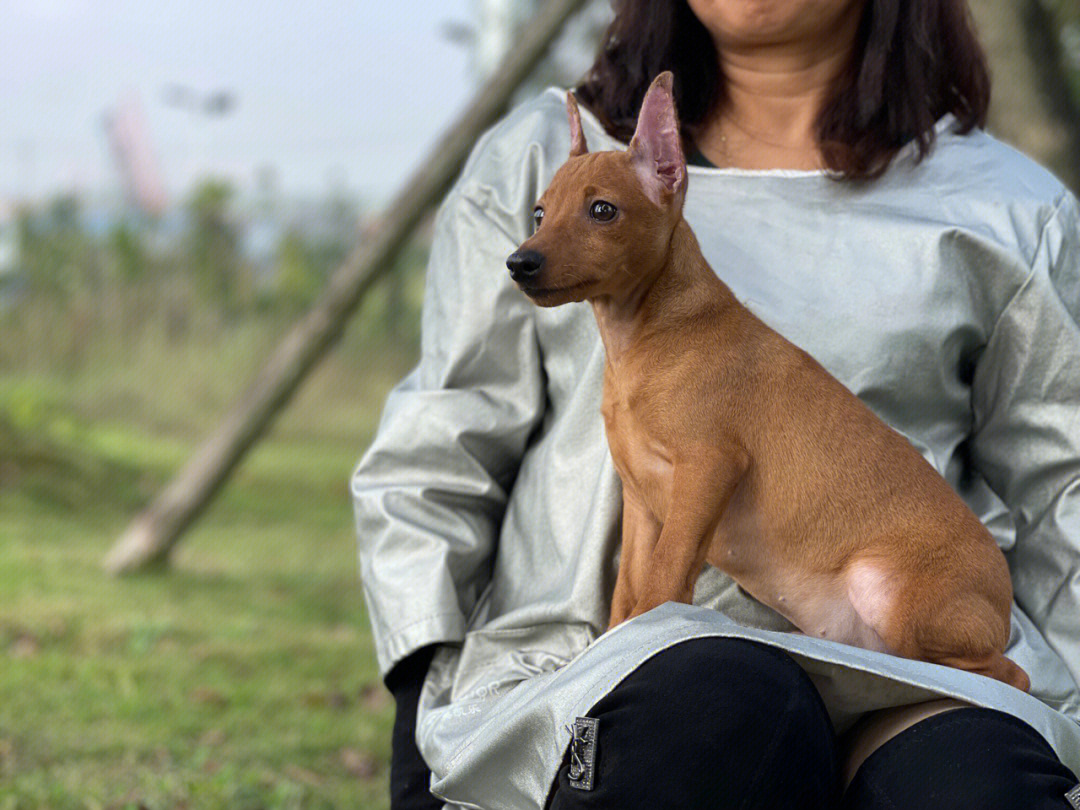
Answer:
[
  {"left": 15, "top": 196, "right": 98, "bottom": 297},
  {"left": 185, "top": 180, "right": 246, "bottom": 315}
]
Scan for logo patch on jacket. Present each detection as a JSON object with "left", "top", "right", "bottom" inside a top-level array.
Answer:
[
  {"left": 566, "top": 716, "right": 599, "bottom": 791},
  {"left": 1065, "top": 782, "right": 1080, "bottom": 810}
]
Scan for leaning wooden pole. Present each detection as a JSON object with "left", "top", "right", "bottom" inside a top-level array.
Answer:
[{"left": 104, "top": 0, "right": 589, "bottom": 574}]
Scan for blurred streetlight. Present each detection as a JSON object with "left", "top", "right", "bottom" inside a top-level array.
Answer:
[
  {"left": 162, "top": 84, "right": 237, "bottom": 117},
  {"left": 161, "top": 84, "right": 237, "bottom": 192}
]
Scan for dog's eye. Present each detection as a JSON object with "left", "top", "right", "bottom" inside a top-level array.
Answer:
[
  {"left": 590, "top": 201, "right": 617, "bottom": 222},
  {"left": 532, "top": 207, "right": 544, "bottom": 231}
]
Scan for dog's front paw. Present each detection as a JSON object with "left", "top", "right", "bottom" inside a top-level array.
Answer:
[
  {"left": 607, "top": 582, "right": 638, "bottom": 629},
  {"left": 623, "top": 600, "right": 664, "bottom": 623},
  {"left": 607, "top": 602, "right": 633, "bottom": 630},
  {"left": 628, "top": 588, "right": 693, "bottom": 621}
]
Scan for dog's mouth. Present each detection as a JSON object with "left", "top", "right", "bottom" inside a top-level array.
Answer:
[{"left": 518, "top": 280, "right": 593, "bottom": 301}]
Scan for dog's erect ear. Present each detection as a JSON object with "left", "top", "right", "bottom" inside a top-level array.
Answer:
[
  {"left": 628, "top": 72, "right": 686, "bottom": 206},
  {"left": 566, "top": 91, "right": 588, "bottom": 157}
]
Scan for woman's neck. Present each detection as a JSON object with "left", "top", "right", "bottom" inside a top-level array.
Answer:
[{"left": 696, "top": 19, "right": 861, "bottom": 170}]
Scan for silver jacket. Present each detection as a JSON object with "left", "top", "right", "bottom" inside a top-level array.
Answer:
[{"left": 351, "top": 88, "right": 1080, "bottom": 809}]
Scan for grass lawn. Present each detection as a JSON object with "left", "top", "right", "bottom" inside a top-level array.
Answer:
[{"left": 1, "top": 284, "right": 421, "bottom": 809}]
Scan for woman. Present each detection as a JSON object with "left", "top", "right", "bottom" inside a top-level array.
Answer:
[{"left": 352, "top": 1, "right": 1080, "bottom": 807}]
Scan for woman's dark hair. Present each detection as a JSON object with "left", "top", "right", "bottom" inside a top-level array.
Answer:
[{"left": 575, "top": 0, "right": 991, "bottom": 179}]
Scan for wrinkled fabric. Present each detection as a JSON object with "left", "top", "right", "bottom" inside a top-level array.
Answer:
[{"left": 350, "top": 87, "right": 1080, "bottom": 810}]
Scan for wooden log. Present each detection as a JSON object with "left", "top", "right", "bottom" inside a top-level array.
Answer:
[{"left": 103, "top": 0, "right": 591, "bottom": 574}]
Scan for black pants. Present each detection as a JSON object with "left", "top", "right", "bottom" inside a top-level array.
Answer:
[
  {"left": 390, "top": 638, "right": 1078, "bottom": 810},
  {"left": 546, "top": 638, "right": 1078, "bottom": 810}
]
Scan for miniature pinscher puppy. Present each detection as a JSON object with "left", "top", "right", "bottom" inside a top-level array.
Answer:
[{"left": 505, "top": 72, "right": 1029, "bottom": 691}]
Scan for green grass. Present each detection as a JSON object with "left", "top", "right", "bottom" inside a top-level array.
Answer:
[{"left": 0, "top": 277, "right": 424, "bottom": 808}]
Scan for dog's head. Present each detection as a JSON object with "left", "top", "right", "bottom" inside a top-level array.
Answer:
[{"left": 506, "top": 71, "right": 687, "bottom": 307}]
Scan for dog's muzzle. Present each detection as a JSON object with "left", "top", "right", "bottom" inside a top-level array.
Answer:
[{"left": 506, "top": 250, "right": 545, "bottom": 283}]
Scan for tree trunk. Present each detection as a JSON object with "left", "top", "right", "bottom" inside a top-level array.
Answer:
[
  {"left": 104, "top": 0, "right": 591, "bottom": 574},
  {"left": 969, "top": 0, "right": 1080, "bottom": 190}
]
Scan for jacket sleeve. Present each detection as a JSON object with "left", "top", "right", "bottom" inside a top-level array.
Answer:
[
  {"left": 350, "top": 179, "right": 545, "bottom": 677},
  {"left": 971, "top": 189, "right": 1080, "bottom": 688}
]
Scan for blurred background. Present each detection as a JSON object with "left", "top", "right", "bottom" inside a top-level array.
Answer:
[{"left": 1, "top": 1, "right": 1077, "bottom": 807}]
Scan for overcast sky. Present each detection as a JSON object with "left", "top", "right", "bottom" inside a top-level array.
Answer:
[{"left": 0, "top": 0, "right": 479, "bottom": 206}]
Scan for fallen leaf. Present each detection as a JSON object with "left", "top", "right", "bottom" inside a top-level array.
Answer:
[
  {"left": 10, "top": 635, "right": 39, "bottom": 659},
  {"left": 328, "top": 624, "right": 356, "bottom": 642},
  {"left": 190, "top": 687, "right": 228, "bottom": 707},
  {"left": 284, "top": 763, "right": 324, "bottom": 786},
  {"left": 358, "top": 683, "right": 390, "bottom": 712},
  {"left": 198, "top": 728, "right": 226, "bottom": 746},
  {"left": 341, "top": 747, "right": 379, "bottom": 779}
]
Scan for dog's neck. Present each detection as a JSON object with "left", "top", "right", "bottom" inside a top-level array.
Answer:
[{"left": 589, "top": 218, "right": 739, "bottom": 367}]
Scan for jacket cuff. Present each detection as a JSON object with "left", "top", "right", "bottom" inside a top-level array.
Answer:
[{"left": 374, "top": 611, "right": 466, "bottom": 678}]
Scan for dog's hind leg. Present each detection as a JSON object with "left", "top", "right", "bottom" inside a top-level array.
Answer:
[
  {"left": 847, "top": 556, "right": 1029, "bottom": 691},
  {"left": 931, "top": 651, "right": 1030, "bottom": 692}
]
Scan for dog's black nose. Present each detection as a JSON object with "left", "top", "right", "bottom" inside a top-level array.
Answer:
[{"left": 506, "top": 250, "right": 545, "bottom": 282}]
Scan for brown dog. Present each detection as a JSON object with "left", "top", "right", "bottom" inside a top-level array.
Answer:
[{"left": 505, "top": 72, "right": 1029, "bottom": 691}]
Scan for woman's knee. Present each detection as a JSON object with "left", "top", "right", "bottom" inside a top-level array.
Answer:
[
  {"left": 548, "top": 636, "right": 839, "bottom": 809},
  {"left": 843, "top": 707, "right": 1078, "bottom": 810},
  {"left": 602, "top": 636, "right": 831, "bottom": 734}
]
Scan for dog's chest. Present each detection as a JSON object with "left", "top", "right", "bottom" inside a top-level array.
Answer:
[{"left": 600, "top": 372, "right": 674, "bottom": 517}]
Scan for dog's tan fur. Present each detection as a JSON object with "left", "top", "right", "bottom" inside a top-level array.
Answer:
[{"left": 507, "top": 72, "right": 1028, "bottom": 691}]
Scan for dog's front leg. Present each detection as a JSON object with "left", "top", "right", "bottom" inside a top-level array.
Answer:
[
  {"left": 628, "top": 448, "right": 749, "bottom": 620},
  {"left": 609, "top": 491, "right": 662, "bottom": 628}
]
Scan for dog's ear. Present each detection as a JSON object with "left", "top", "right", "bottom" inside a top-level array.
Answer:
[
  {"left": 566, "top": 91, "right": 588, "bottom": 157},
  {"left": 628, "top": 71, "right": 686, "bottom": 206}
]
